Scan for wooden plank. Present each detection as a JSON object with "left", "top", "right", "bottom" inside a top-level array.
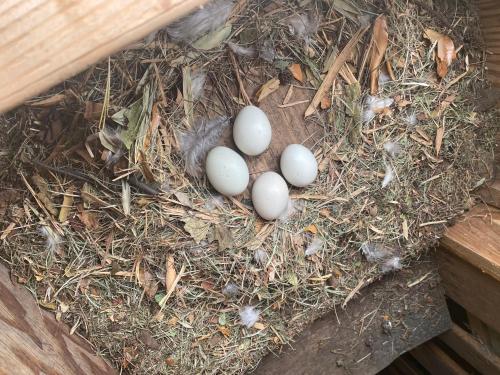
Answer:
[
  {"left": 479, "top": 180, "right": 500, "bottom": 209},
  {"left": 440, "top": 324, "right": 500, "bottom": 375},
  {"left": 437, "top": 249, "right": 500, "bottom": 333},
  {"left": 0, "top": 263, "right": 116, "bottom": 374},
  {"left": 410, "top": 341, "right": 468, "bottom": 375},
  {"left": 0, "top": 0, "right": 207, "bottom": 113},
  {"left": 256, "top": 258, "right": 451, "bottom": 375},
  {"left": 440, "top": 204, "right": 500, "bottom": 282}
]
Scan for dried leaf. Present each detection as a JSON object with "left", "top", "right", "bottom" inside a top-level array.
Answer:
[
  {"left": 218, "top": 325, "right": 231, "bottom": 337},
  {"left": 28, "top": 93, "right": 65, "bottom": 107},
  {"left": 256, "top": 78, "right": 280, "bottom": 102},
  {"left": 58, "top": 187, "right": 75, "bottom": 222},
  {"left": 1, "top": 222, "right": 16, "bottom": 240},
  {"left": 435, "top": 126, "right": 445, "bottom": 156},
  {"left": 423, "top": 28, "right": 445, "bottom": 43},
  {"left": 305, "top": 25, "right": 368, "bottom": 117},
  {"left": 288, "top": 64, "right": 304, "bottom": 83},
  {"left": 253, "top": 322, "right": 266, "bottom": 330},
  {"left": 137, "top": 264, "right": 158, "bottom": 299},
  {"left": 304, "top": 224, "right": 318, "bottom": 234},
  {"left": 320, "top": 96, "right": 332, "bottom": 110},
  {"left": 121, "top": 180, "right": 131, "bottom": 216},
  {"left": 436, "top": 36, "right": 456, "bottom": 78},
  {"left": 402, "top": 218, "right": 409, "bottom": 241},
  {"left": 330, "top": 0, "right": 361, "bottom": 21},
  {"left": 201, "top": 280, "right": 215, "bottom": 291},
  {"left": 214, "top": 225, "right": 233, "bottom": 250},
  {"left": 143, "top": 102, "right": 161, "bottom": 150},
  {"left": 183, "top": 218, "right": 211, "bottom": 244},
  {"left": 227, "top": 42, "right": 257, "bottom": 58},
  {"left": 78, "top": 210, "right": 99, "bottom": 230},
  {"left": 166, "top": 254, "right": 177, "bottom": 292},
  {"left": 369, "top": 15, "right": 389, "bottom": 95},
  {"left": 32, "top": 175, "right": 57, "bottom": 216},
  {"left": 193, "top": 24, "right": 232, "bottom": 50}
]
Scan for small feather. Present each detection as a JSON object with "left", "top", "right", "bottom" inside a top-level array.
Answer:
[
  {"left": 405, "top": 111, "right": 417, "bottom": 126},
  {"left": 259, "top": 40, "right": 276, "bottom": 62},
  {"left": 382, "top": 164, "right": 394, "bottom": 188},
  {"left": 239, "top": 305, "right": 260, "bottom": 328},
  {"left": 222, "top": 282, "right": 239, "bottom": 297},
  {"left": 305, "top": 237, "right": 323, "bottom": 256},
  {"left": 166, "top": 0, "right": 234, "bottom": 43},
  {"left": 39, "top": 225, "right": 62, "bottom": 254},
  {"left": 227, "top": 42, "right": 257, "bottom": 57},
  {"left": 179, "top": 116, "right": 230, "bottom": 177},
  {"left": 287, "top": 13, "right": 319, "bottom": 45},
  {"left": 361, "top": 242, "right": 392, "bottom": 262},
  {"left": 254, "top": 248, "right": 268, "bottom": 265},
  {"left": 362, "top": 96, "right": 394, "bottom": 124},
  {"left": 381, "top": 256, "right": 402, "bottom": 273},
  {"left": 383, "top": 142, "right": 402, "bottom": 158}
]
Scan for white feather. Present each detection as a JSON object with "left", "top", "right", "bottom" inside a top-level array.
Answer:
[
  {"left": 39, "top": 225, "right": 62, "bottom": 253},
  {"left": 239, "top": 305, "right": 260, "bottom": 328},
  {"left": 362, "top": 96, "right": 394, "bottom": 124},
  {"left": 287, "top": 13, "right": 319, "bottom": 45},
  {"left": 166, "top": 0, "right": 234, "bottom": 43},
  {"left": 254, "top": 248, "right": 268, "bottom": 265},
  {"left": 305, "top": 237, "right": 324, "bottom": 256},
  {"left": 381, "top": 256, "right": 402, "bottom": 273},
  {"left": 405, "top": 111, "right": 417, "bottom": 126},
  {"left": 383, "top": 142, "right": 402, "bottom": 158},
  {"left": 382, "top": 164, "right": 394, "bottom": 188}
]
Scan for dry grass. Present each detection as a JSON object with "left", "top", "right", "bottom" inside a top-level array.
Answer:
[{"left": 0, "top": 0, "right": 497, "bottom": 374}]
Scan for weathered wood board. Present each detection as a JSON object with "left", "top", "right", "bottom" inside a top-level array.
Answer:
[
  {"left": 0, "top": 263, "right": 116, "bottom": 375},
  {"left": 256, "top": 257, "right": 451, "bottom": 375},
  {"left": 0, "top": 0, "right": 207, "bottom": 113},
  {"left": 440, "top": 204, "right": 500, "bottom": 282}
]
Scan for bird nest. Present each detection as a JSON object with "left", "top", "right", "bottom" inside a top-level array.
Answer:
[{"left": 0, "top": 0, "right": 497, "bottom": 373}]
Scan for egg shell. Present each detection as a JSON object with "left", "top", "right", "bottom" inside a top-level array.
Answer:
[
  {"left": 206, "top": 146, "right": 249, "bottom": 196},
  {"left": 233, "top": 106, "right": 272, "bottom": 156},
  {"left": 251, "top": 172, "right": 289, "bottom": 220},
  {"left": 280, "top": 144, "right": 318, "bottom": 187}
]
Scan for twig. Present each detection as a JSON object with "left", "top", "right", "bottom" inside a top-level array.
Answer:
[
  {"left": 305, "top": 25, "right": 369, "bottom": 117},
  {"left": 228, "top": 50, "right": 252, "bottom": 106}
]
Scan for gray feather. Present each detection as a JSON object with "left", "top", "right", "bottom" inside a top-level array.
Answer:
[
  {"left": 166, "top": 0, "right": 234, "bottom": 43},
  {"left": 179, "top": 116, "right": 230, "bottom": 177}
]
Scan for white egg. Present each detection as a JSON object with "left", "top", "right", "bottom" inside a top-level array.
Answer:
[
  {"left": 251, "top": 172, "right": 289, "bottom": 220},
  {"left": 206, "top": 146, "right": 249, "bottom": 196},
  {"left": 280, "top": 144, "right": 318, "bottom": 187},
  {"left": 233, "top": 105, "right": 272, "bottom": 156}
]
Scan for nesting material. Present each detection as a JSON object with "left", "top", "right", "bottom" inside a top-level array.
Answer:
[{"left": 0, "top": 1, "right": 497, "bottom": 374}]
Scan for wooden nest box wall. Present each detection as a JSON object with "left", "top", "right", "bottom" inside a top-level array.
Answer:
[{"left": 0, "top": 1, "right": 499, "bottom": 374}]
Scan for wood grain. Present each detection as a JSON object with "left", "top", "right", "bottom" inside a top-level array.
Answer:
[
  {"left": 0, "top": 0, "right": 207, "bottom": 113},
  {"left": 256, "top": 258, "right": 451, "bottom": 374},
  {"left": 410, "top": 341, "right": 468, "bottom": 375},
  {"left": 440, "top": 324, "right": 500, "bottom": 374},
  {"left": 440, "top": 204, "right": 500, "bottom": 282},
  {"left": 437, "top": 249, "right": 500, "bottom": 334},
  {"left": 0, "top": 263, "right": 115, "bottom": 375}
]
